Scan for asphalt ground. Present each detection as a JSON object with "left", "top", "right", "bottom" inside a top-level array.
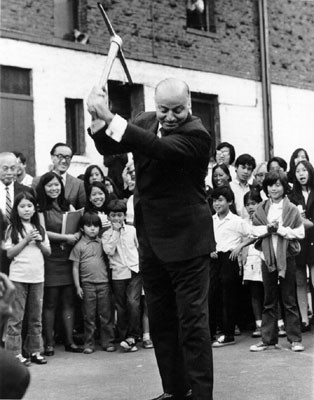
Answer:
[{"left": 23, "top": 329, "right": 313, "bottom": 400}]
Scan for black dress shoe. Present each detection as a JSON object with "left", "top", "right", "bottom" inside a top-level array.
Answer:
[
  {"left": 31, "top": 352, "right": 47, "bottom": 365},
  {"left": 44, "top": 345, "right": 54, "bottom": 356},
  {"left": 64, "top": 343, "right": 83, "bottom": 353}
]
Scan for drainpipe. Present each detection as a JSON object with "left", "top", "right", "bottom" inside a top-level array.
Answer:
[{"left": 258, "top": 0, "right": 274, "bottom": 160}]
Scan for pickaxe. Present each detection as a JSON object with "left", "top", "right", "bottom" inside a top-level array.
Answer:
[{"left": 97, "top": 2, "right": 133, "bottom": 89}]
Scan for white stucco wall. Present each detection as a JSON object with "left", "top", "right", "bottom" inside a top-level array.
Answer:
[{"left": 1, "top": 38, "right": 313, "bottom": 176}]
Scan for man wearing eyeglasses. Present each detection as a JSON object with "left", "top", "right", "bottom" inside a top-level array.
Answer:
[{"left": 32, "top": 143, "right": 86, "bottom": 210}]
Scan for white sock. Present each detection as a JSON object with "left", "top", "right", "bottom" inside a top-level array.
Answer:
[{"left": 143, "top": 332, "right": 150, "bottom": 341}]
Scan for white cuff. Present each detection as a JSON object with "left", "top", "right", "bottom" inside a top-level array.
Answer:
[{"left": 106, "top": 114, "right": 127, "bottom": 142}]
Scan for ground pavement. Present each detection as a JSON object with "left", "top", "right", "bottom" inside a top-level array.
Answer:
[{"left": 23, "top": 330, "right": 313, "bottom": 400}]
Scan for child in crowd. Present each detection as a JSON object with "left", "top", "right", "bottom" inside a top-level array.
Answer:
[
  {"left": 231, "top": 190, "right": 264, "bottom": 338},
  {"left": 102, "top": 199, "right": 142, "bottom": 352},
  {"left": 250, "top": 170, "right": 305, "bottom": 352},
  {"left": 70, "top": 212, "right": 115, "bottom": 353},
  {"left": 209, "top": 186, "right": 250, "bottom": 347},
  {"left": 230, "top": 154, "right": 256, "bottom": 218},
  {"left": 4, "top": 192, "right": 51, "bottom": 366}
]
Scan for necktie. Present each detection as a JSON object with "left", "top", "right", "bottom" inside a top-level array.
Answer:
[
  {"left": 157, "top": 127, "right": 165, "bottom": 138},
  {"left": 5, "top": 186, "right": 12, "bottom": 222}
]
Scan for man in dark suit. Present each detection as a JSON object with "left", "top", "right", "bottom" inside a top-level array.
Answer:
[
  {"left": 88, "top": 78, "right": 215, "bottom": 400},
  {"left": 0, "top": 152, "right": 33, "bottom": 274},
  {"left": 32, "top": 143, "right": 86, "bottom": 210}
]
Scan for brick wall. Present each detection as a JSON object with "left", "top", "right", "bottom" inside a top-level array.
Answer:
[{"left": 1, "top": 0, "right": 314, "bottom": 90}]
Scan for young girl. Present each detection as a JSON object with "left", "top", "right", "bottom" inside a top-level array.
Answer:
[
  {"left": 36, "top": 172, "right": 82, "bottom": 355},
  {"left": 4, "top": 192, "right": 51, "bottom": 366},
  {"left": 85, "top": 181, "right": 111, "bottom": 232},
  {"left": 249, "top": 170, "right": 305, "bottom": 352},
  {"left": 289, "top": 160, "right": 314, "bottom": 331}
]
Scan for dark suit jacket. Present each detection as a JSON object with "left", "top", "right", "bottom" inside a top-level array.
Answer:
[
  {"left": 91, "top": 112, "right": 216, "bottom": 262},
  {"left": 289, "top": 189, "right": 314, "bottom": 264},
  {"left": 32, "top": 173, "right": 86, "bottom": 210}
]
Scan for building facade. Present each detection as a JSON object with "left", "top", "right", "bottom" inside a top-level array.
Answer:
[{"left": 1, "top": 0, "right": 314, "bottom": 176}]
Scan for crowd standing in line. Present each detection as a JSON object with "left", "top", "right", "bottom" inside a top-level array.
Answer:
[{"left": 0, "top": 80, "right": 313, "bottom": 399}]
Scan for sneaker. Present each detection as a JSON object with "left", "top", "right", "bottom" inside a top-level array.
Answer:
[
  {"left": 250, "top": 341, "right": 269, "bottom": 352},
  {"left": 83, "top": 348, "right": 94, "bottom": 354},
  {"left": 212, "top": 335, "right": 235, "bottom": 347},
  {"left": 30, "top": 352, "right": 47, "bottom": 364},
  {"left": 103, "top": 345, "right": 116, "bottom": 352},
  {"left": 16, "top": 354, "right": 31, "bottom": 367},
  {"left": 143, "top": 339, "right": 154, "bottom": 349},
  {"left": 278, "top": 324, "right": 287, "bottom": 337},
  {"left": 252, "top": 326, "right": 262, "bottom": 338},
  {"left": 250, "top": 341, "right": 281, "bottom": 352},
  {"left": 291, "top": 342, "right": 304, "bottom": 352},
  {"left": 120, "top": 337, "right": 138, "bottom": 352}
]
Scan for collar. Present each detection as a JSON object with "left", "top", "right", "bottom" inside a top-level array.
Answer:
[
  {"left": 0, "top": 181, "right": 14, "bottom": 189},
  {"left": 234, "top": 177, "right": 249, "bottom": 188},
  {"left": 213, "top": 210, "right": 233, "bottom": 221},
  {"left": 81, "top": 235, "right": 101, "bottom": 244}
]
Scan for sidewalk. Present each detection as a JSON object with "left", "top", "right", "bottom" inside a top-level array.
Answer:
[{"left": 23, "top": 330, "right": 314, "bottom": 400}]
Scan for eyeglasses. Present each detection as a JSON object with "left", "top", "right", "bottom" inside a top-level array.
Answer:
[{"left": 54, "top": 154, "right": 72, "bottom": 162}]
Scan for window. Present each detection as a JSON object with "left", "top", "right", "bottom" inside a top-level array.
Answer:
[
  {"left": 65, "top": 98, "right": 85, "bottom": 155},
  {"left": 186, "top": 0, "right": 216, "bottom": 33},
  {"left": 108, "top": 81, "right": 144, "bottom": 121},
  {"left": 0, "top": 66, "right": 31, "bottom": 95},
  {"left": 191, "top": 92, "right": 220, "bottom": 156},
  {"left": 54, "top": 0, "right": 78, "bottom": 39}
]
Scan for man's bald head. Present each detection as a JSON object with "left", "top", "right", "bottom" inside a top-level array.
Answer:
[
  {"left": 0, "top": 152, "right": 17, "bottom": 185},
  {"left": 154, "top": 78, "right": 191, "bottom": 132}
]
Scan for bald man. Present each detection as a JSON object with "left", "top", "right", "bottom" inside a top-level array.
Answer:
[{"left": 87, "top": 78, "right": 215, "bottom": 400}]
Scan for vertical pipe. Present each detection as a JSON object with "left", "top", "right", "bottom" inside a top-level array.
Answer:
[{"left": 258, "top": 0, "right": 274, "bottom": 160}]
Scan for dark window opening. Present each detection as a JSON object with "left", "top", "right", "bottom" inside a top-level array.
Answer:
[
  {"left": 108, "top": 81, "right": 144, "bottom": 121},
  {"left": 191, "top": 92, "right": 220, "bottom": 157},
  {"left": 65, "top": 98, "right": 85, "bottom": 155},
  {"left": 0, "top": 66, "right": 31, "bottom": 95},
  {"left": 186, "top": 0, "right": 216, "bottom": 33},
  {"left": 54, "top": 0, "right": 79, "bottom": 40}
]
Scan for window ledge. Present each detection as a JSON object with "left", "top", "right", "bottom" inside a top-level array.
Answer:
[{"left": 186, "top": 27, "right": 218, "bottom": 39}]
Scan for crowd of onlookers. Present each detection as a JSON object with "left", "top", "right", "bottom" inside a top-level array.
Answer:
[
  {"left": 206, "top": 144, "right": 313, "bottom": 352},
  {"left": 0, "top": 141, "right": 313, "bottom": 369}
]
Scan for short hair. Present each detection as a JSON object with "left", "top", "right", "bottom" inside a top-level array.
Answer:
[
  {"left": 235, "top": 154, "right": 256, "bottom": 170},
  {"left": 216, "top": 142, "right": 236, "bottom": 165},
  {"left": 50, "top": 142, "right": 72, "bottom": 156},
  {"left": 12, "top": 151, "right": 26, "bottom": 164},
  {"left": 243, "top": 190, "right": 262, "bottom": 206},
  {"left": 211, "top": 185, "right": 235, "bottom": 203},
  {"left": 85, "top": 181, "right": 110, "bottom": 213},
  {"left": 267, "top": 156, "right": 287, "bottom": 172},
  {"left": 211, "top": 163, "right": 232, "bottom": 188},
  {"left": 263, "top": 170, "right": 290, "bottom": 196},
  {"left": 80, "top": 212, "right": 102, "bottom": 228},
  {"left": 107, "top": 199, "right": 127, "bottom": 214}
]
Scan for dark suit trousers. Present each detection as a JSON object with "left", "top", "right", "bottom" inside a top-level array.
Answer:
[{"left": 138, "top": 226, "right": 213, "bottom": 399}]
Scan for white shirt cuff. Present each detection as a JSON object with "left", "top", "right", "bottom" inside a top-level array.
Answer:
[{"left": 106, "top": 114, "right": 127, "bottom": 142}]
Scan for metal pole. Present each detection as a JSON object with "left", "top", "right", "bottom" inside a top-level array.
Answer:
[{"left": 258, "top": 0, "right": 274, "bottom": 160}]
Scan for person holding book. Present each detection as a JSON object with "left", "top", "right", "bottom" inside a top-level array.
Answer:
[{"left": 36, "top": 172, "right": 82, "bottom": 356}]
